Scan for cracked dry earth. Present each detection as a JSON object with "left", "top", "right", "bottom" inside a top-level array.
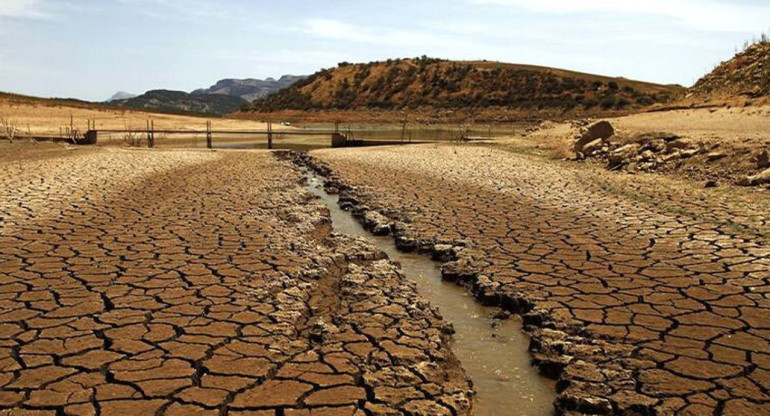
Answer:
[
  {"left": 309, "top": 145, "right": 770, "bottom": 416},
  {"left": 0, "top": 149, "right": 471, "bottom": 416}
]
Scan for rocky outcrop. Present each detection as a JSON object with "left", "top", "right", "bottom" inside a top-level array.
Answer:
[
  {"left": 576, "top": 130, "right": 713, "bottom": 174},
  {"left": 192, "top": 75, "right": 306, "bottom": 102}
]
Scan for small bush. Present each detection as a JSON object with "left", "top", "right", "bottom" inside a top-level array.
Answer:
[
  {"left": 600, "top": 95, "right": 617, "bottom": 109},
  {"left": 636, "top": 95, "right": 655, "bottom": 106},
  {"left": 1, "top": 116, "right": 19, "bottom": 143},
  {"left": 615, "top": 97, "right": 631, "bottom": 109},
  {"left": 582, "top": 99, "right": 598, "bottom": 109}
]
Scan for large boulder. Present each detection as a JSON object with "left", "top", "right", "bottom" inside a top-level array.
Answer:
[{"left": 574, "top": 121, "right": 615, "bottom": 154}]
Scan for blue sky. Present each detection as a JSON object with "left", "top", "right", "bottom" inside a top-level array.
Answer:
[{"left": 1, "top": 0, "right": 768, "bottom": 101}]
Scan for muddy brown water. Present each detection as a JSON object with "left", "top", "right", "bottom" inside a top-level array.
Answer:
[{"left": 305, "top": 173, "right": 556, "bottom": 416}]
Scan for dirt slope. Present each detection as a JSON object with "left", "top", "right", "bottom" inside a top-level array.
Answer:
[{"left": 686, "top": 42, "right": 770, "bottom": 105}]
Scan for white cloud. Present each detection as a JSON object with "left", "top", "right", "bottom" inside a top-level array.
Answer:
[
  {"left": 0, "top": 0, "right": 50, "bottom": 19},
  {"left": 300, "top": 18, "right": 496, "bottom": 54},
  {"left": 469, "top": 0, "right": 770, "bottom": 32},
  {"left": 304, "top": 18, "right": 357, "bottom": 40},
  {"left": 115, "top": 0, "right": 248, "bottom": 21}
]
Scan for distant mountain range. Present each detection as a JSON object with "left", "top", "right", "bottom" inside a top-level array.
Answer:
[
  {"left": 107, "top": 75, "right": 307, "bottom": 116},
  {"left": 192, "top": 75, "right": 307, "bottom": 102},
  {"left": 107, "top": 91, "right": 137, "bottom": 102},
  {"left": 110, "top": 90, "right": 250, "bottom": 116}
]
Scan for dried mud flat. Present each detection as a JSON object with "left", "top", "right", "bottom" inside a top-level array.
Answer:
[
  {"left": 311, "top": 144, "right": 770, "bottom": 416},
  {"left": 0, "top": 149, "right": 471, "bottom": 416}
]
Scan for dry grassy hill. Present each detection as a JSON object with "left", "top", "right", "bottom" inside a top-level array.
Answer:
[
  {"left": 249, "top": 57, "right": 683, "bottom": 120},
  {"left": 0, "top": 91, "right": 110, "bottom": 112},
  {"left": 687, "top": 41, "right": 770, "bottom": 105},
  {"left": 0, "top": 91, "right": 271, "bottom": 137}
]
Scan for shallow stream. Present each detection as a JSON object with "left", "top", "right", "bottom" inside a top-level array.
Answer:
[{"left": 305, "top": 173, "right": 556, "bottom": 416}]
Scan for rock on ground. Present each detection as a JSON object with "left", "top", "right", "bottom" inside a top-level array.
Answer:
[
  {"left": 757, "top": 149, "right": 769, "bottom": 169},
  {"left": 742, "top": 167, "right": 770, "bottom": 186},
  {"left": 574, "top": 121, "right": 615, "bottom": 155}
]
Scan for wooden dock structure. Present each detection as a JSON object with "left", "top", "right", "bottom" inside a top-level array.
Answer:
[{"left": 87, "top": 121, "right": 355, "bottom": 149}]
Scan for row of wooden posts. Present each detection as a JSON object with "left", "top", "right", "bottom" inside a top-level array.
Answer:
[
  {"left": 67, "top": 117, "right": 503, "bottom": 148},
  {"left": 142, "top": 120, "right": 276, "bottom": 149},
  {"left": 58, "top": 116, "right": 92, "bottom": 143},
  {"left": 80, "top": 120, "right": 280, "bottom": 149}
]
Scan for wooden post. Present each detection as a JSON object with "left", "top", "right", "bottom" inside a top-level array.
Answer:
[
  {"left": 334, "top": 120, "right": 345, "bottom": 143},
  {"left": 267, "top": 121, "right": 273, "bottom": 150},
  {"left": 146, "top": 120, "right": 154, "bottom": 148},
  {"left": 400, "top": 118, "right": 407, "bottom": 144},
  {"left": 206, "top": 121, "right": 212, "bottom": 149}
]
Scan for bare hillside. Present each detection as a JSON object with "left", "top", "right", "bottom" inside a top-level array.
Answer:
[{"left": 688, "top": 42, "right": 770, "bottom": 104}]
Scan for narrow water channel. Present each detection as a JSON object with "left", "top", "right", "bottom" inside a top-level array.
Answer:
[{"left": 305, "top": 173, "right": 556, "bottom": 416}]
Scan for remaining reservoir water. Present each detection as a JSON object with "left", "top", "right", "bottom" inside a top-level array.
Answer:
[{"left": 305, "top": 173, "right": 556, "bottom": 416}]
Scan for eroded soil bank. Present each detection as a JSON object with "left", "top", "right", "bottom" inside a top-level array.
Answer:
[
  {"left": 0, "top": 148, "right": 471, "bottom": 416},
  {"left": 304, "top": 144, "right": 770, "bottom": 416}
]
